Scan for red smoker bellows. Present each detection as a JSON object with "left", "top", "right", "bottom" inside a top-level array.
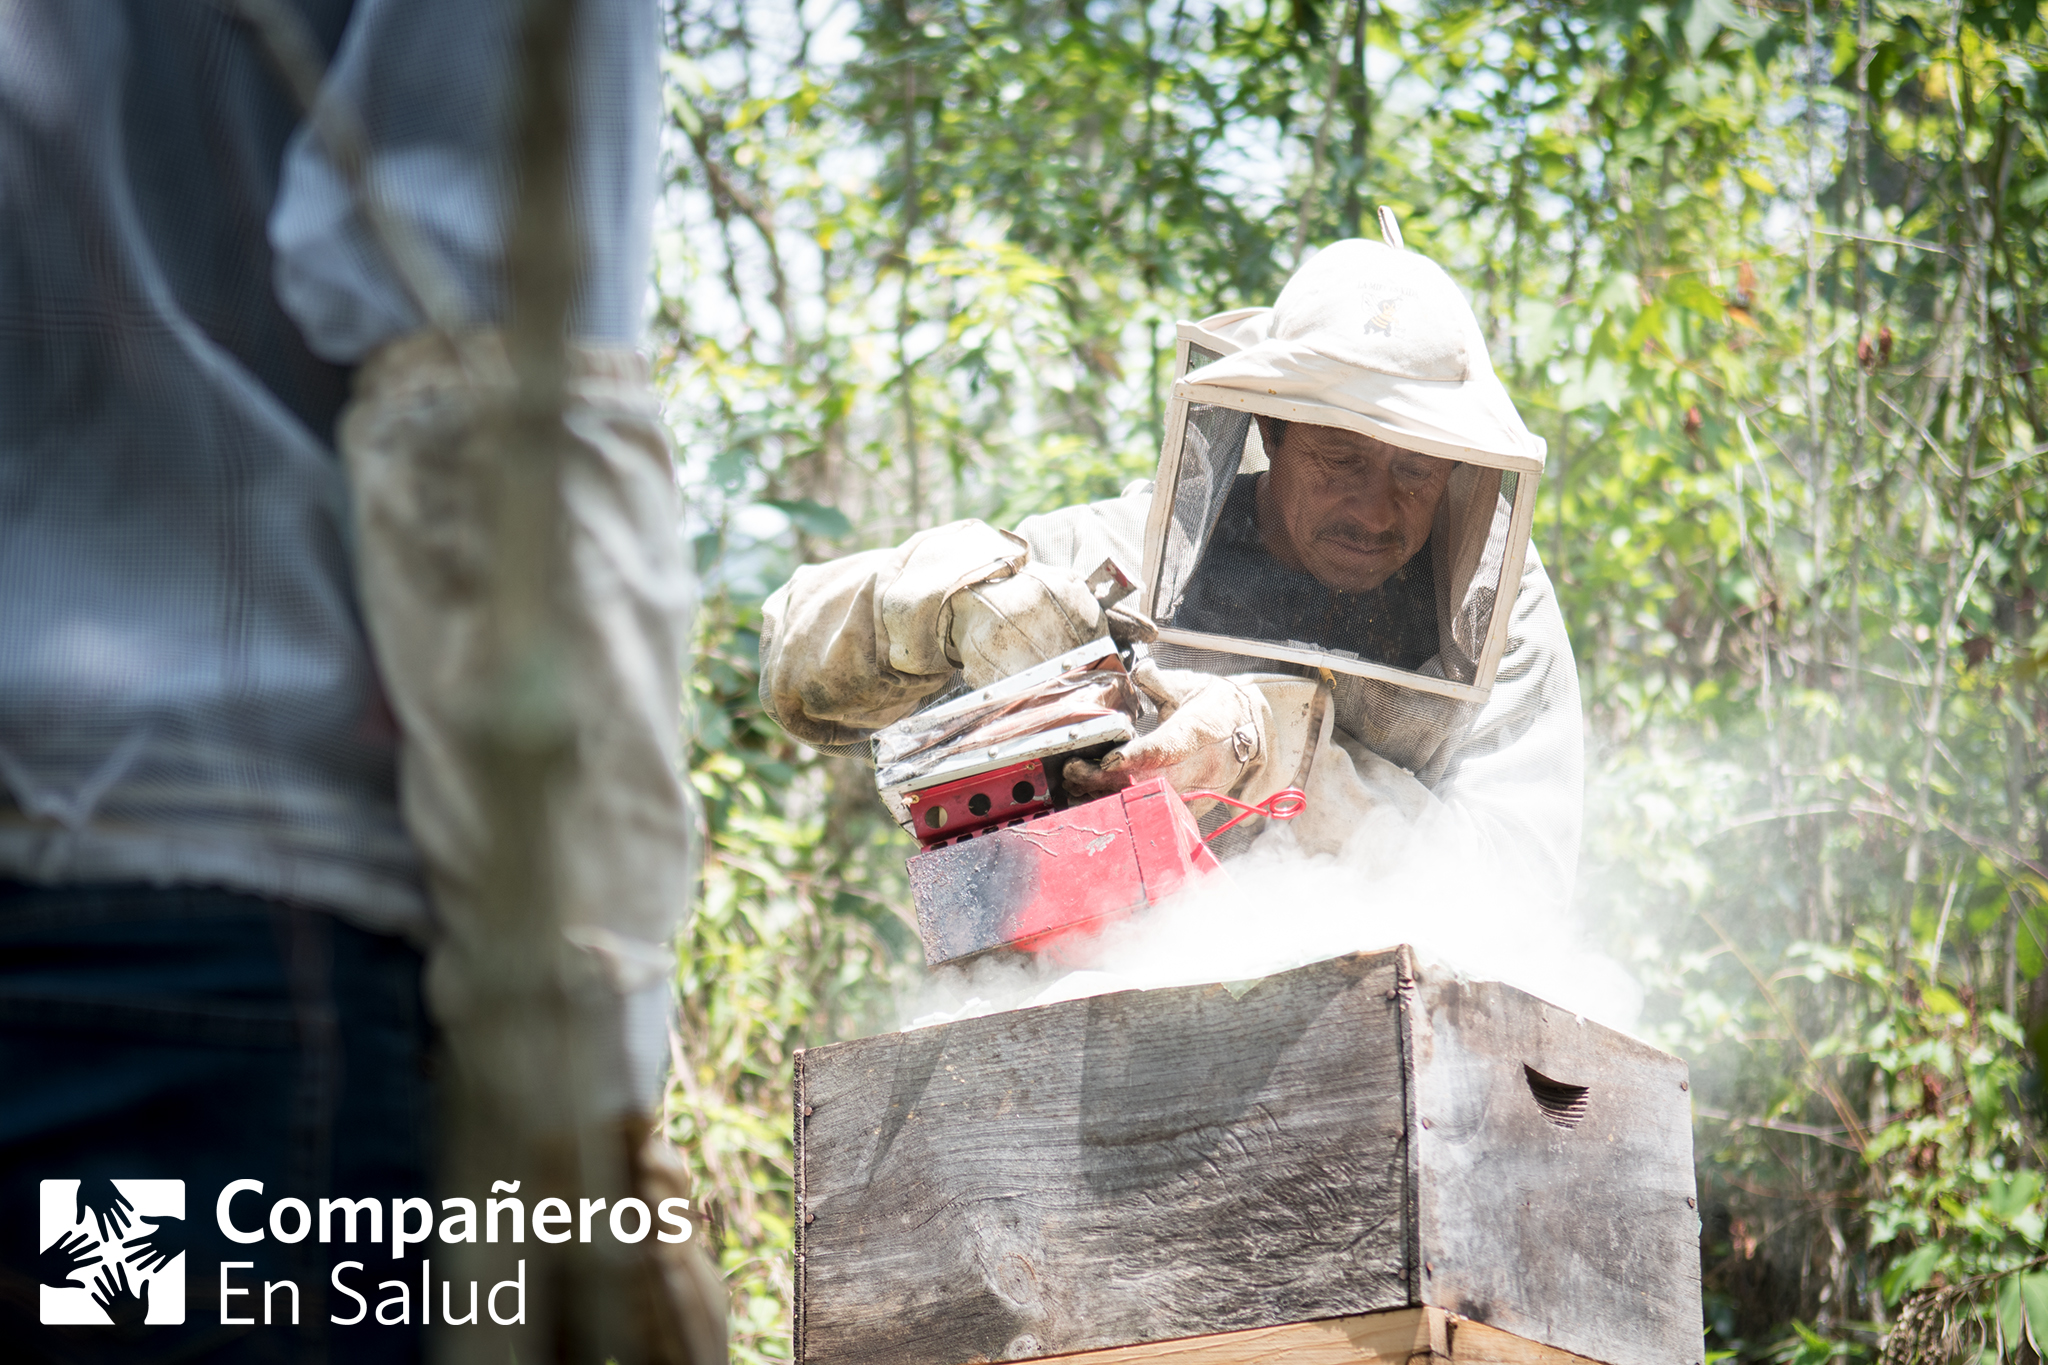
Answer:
[{"left": 905, "top": 776, "right": 1224, "bottom": 967}]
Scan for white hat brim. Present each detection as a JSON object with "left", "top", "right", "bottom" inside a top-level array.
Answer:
[{"left": 1179, "top": 328, "right": 1547, "bottom": 472}]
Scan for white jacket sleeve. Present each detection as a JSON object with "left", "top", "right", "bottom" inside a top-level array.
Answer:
[{"left": 758, "top": 519, "right": 1027, "bottom": 748}]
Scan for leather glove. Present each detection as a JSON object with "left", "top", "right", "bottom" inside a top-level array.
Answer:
[
  {"left": 1063, "top": 659, "right": 1271, "bottom": 798},
  {"left": 946, "top": 562, "right": 1158, "bottom": 689}
]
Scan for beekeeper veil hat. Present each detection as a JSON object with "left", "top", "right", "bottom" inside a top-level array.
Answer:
[{"left": 1139, "top": 235, "right": 1543, "bottom": 702}]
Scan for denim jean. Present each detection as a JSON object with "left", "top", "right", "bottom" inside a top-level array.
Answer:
[{"left": 0, "top": 883, "right": 433, "bottom": 1364}]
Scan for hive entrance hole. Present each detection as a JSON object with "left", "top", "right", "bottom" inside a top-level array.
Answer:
[{"left": 1523, "top": 1065, "right": 1590, "bottom": 1129}]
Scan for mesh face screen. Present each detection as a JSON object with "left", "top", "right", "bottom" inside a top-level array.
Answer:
[{"left": 1152, "top": 401, "right": 1521, "bottom": 688}]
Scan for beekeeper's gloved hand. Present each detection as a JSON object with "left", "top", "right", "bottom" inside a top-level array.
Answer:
[
  {"left": 946, "top": 563, "right": 1157, "bottom": 689},
  {"left": 1063, "top": 659, "right": 1271, "bottom": 798}
]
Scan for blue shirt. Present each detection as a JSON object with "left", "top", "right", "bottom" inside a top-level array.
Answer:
[
  {"left": 270, "top": 0, "right": 659, "bottom": 361},
  {"left": 0, "top": 0, "right": 657, "bottom": 932}
]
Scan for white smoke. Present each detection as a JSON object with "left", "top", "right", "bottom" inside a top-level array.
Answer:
[{"left": 898, "top": 797, "right": 1643, "bottom": 1035}]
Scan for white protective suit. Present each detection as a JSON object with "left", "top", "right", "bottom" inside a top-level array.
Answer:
[
  {"left": 759, "top": 493, "right": 1581, "bottom": 910},
  {"left": 759, "top": 238, "right": 1584, "bottom": 914}
]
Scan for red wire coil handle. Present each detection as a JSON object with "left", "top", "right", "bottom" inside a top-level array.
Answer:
[{"left": 1179, "top": 786, "right": 1308, "bottom": 842}]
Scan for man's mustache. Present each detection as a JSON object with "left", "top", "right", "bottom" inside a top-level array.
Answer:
[{"left": 1314, "top": 524, "right": 1404, "bottom": 553}]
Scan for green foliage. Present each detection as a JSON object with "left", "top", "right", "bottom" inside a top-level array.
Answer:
[
  {"left": 649, "top": 0, "right": 2048, "bottom": 1358},
  {"left": 661, "top": 579, "right": 918, "bottom": 1362}
]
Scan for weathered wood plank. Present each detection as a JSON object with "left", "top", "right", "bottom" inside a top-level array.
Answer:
[
  {"left": 798, "top": 951, "right": 1703, "bottom": 1365},
  {"left": 796, "top": 951, "right": 1413, "bottom": 1365},
  {"left": 1410, "top": 975, "right": 1702, "bottom": 1365},
  {"left": 977, "top": 1307, "right": 1605, "bottom": 1365},
  {"left": 996, "top": 1308, "right": 1444, "bottom": 1365},
  {"left": 1446, "top": 1318, "right": 1605, "bottom": 1365}
]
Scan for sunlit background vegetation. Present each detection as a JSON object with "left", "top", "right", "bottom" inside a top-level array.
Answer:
[{"left": 645, "top": 0, "right": 2048, "bottom": 1358}]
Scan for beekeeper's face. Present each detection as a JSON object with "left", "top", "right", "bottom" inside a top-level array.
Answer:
[{"left": 1257, "top": 418, "right": 1454, "bottom": 594}]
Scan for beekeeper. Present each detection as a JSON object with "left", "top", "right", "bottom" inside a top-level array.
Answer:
[{"left": 760, "top": 234, "right": 1582, "bottom": 909}]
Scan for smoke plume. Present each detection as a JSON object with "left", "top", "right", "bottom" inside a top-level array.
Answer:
[{"left": 899, "top": 795, "right": 1643, "bottom": 1035}]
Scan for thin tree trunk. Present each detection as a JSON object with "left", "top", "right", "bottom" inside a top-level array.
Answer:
[
  {"left": 896, "top": 20, "right": 921, "bottom": 530},
  {"left": 1341, "top": 0, "right": 1370, "bottom": 239},
  {"left": 1294, "top": 0, "right": 1360, "bottom": 267}
]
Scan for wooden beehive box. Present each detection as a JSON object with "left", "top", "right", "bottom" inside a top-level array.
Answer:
[{"left": 793, "top": 948, "right": 1701, "bottom": 1365}]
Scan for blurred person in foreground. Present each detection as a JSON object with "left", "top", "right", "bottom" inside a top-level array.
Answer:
[
  {"left": 0, "top": 2, "right": 710, "bottom": 1361},
  {"left": 759, "top": 238, "right": 1582, "bottom": 911}
]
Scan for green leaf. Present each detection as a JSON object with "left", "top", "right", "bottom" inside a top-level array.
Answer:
[
  {"left": 1593, "top": 271, "right": 1641, "bottom": 311},
  {"left": 1921, "top": 985, "right": 1965, "bottom": 1017},
  {"left": 1986, "top": 1170, "right": 2044, "bottom": 1221},
  {"left": 1665, "top": 272, "right": 1726, "bottom": 320},
  {"left": 1681, "top": 0, "right": 1729, "bottom": 54},
  {"left": 2021, "top": 906, "right": 2047, "bottom": 980},
  {"left": 759, "top": 498, "right": 854, "bottom": 540},
  {"left": 2023, "top": 1272, "right": 2048, "bottom": 1353},
  {"left": 1558, "top": 357, "right": 1628, "bottom": 413},
  {"left": 1997, "top": 1274, "right": 2026, "bottom": 1351},
  {"left": 1881, "top": 1243, "right": 1943, "bottom": 1303},
  {"left": 1682, "top": 0, "right": 1768, "bottom": 53},
  {"left": 1622, "top": 300, "right": 1669, "bottom": 353}
]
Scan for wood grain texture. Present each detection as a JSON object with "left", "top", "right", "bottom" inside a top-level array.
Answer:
[
  {"left": 979, "top": 1308, "right": 1602, "bottom": 1365},
  {"left": 795, "top": 952, "right": 1413, "bottom": 1365},
  {"left": 1447, "top": 1318, "right": 1605, "bottom": 1365},
  {"left": 990, "top": 1308, "right": 1444, "bottom": 1365},
  {"left": 1410, "top": 973, "right": 1702, "bottom": 1365}
]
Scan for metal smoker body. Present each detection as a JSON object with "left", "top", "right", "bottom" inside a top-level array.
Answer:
[{"left": 874, "top": 631, "right": 1228, "bottom": 967}]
